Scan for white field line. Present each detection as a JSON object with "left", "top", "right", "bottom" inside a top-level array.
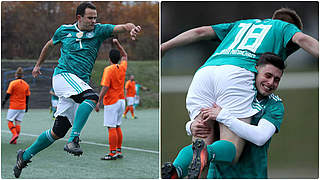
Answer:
[
  {"left": 2, "top": 130, "right": 159, "bottom": 154},
  {"left": 162, "top": 72, "right": 318, "bottom": 92}
]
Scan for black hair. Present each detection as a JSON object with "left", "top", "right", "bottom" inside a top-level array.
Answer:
[
  {"left": 109, "top": 49, "right": 121, "bottom": 64},
  {"left": 272, "top": 8, "right": 303, "bottom": 30},
  {"left": 257, "top": 52, "right": 286, "bottom": 71},
  {"left": 76, "top": 2, "right": 96, "bottom": 17}
]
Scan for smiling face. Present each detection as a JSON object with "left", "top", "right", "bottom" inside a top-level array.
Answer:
[
  {"left": 77, "top": 8, "right": 97, "bottom": 31},
  {"left": 255, "top": 64, "right": 283, "bottom": 99}
]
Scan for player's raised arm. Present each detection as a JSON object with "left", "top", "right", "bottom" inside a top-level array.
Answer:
[
  {"left": 161, "top": 26, "right": 218, "bottom": 57},
  {"left": 292, "top": 32, "right": 319, "bottom": 58},
  {"left": 113, "top": 23, "right": 142, "bottom": 41},
  {"left": 113, "top": 39, "right": 127, "bottom": 60},
  {"left": 32, "top": 39, "right": 55, "bottom": 78}
]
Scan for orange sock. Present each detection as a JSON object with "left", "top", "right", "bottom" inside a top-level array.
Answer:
[
  {"left": 129, "top": 106, "right": 134, "bottom": 117},
  {"left": 108, "top": 128, "right": 117, "bottom": 156},
  {"left": 116, "top": 127, "right": 123, "bottom": 153},
  {"left": 16, "top": 125, "right": 21, "bottom": 135},
  {"left": 8, "top": 121, "right": 17, "bottom": 135},
  {"left": 124, "top": 106, "right": 130, "bottom": 116}
]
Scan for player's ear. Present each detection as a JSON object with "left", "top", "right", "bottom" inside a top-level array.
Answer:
[{"left": 76, "top": 15, "right": 82, "bottom": 21}]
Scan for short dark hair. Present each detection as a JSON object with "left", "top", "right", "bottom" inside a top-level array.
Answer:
[
  {"left": 272, "top": 8, "right": 303, "bottom": 30},
  {"left": 76, "top": 2, "right": 96, "bottom": 17},
  {"left": 257, "top": 52, "right": 286, "bottom": 71},
  {"left": 109, "top": 49, "right": 121, "bottom": 64}
]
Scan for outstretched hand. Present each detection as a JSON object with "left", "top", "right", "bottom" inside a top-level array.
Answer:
[
  {"left": 32, "top": 65, "right": 41, "bottom": 78},
  {"left": 200, "top": 103, "right": 222, "bottom": 122},
  {"left": 130, "top": 26, "right": 141, "bottom": 40}
]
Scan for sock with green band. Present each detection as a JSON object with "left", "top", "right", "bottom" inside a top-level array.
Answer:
[
  {"left": 68, "top": 99, "right": 96, "bottom": 142},
  {"left": 173, "top": 144, "right": 193, "bottom": 178},
  {"left": 23, "top": 129, "right": 56, "bottom": 161},
  {"left": 207, "top": 140, "right": 236, "bottom": 163}
]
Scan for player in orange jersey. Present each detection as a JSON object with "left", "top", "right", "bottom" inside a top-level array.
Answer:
[
  {"left": 95, "top": 39, "right": 127, "bottom": 160},
  {"left": 2, "top": 67, "right": 30, "bottom": 144},
  {"left": 123, "top": 75, "right": 136, "bottom": 119}
]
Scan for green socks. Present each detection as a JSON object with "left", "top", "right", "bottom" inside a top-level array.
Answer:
[
  {"left": 173, "top": 144, "right": 193, "bottom": 178},
  {"left": 23, "top": 129, "right": 55, "bottom": 161},
  {"left": 171, "top": 140, "right": 236, "bottom": 178},
  {"left": 207, "top": 140, "right": 236, "bottom": 163},
  {"left": 68, "top": 99, "right": 96, "bottom": 142}
]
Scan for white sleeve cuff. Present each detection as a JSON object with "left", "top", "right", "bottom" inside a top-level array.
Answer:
[{"left": 185, "top": 120, "right": 193, "bottom": 136}]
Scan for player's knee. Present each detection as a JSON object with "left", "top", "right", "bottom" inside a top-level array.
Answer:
[
  {"left": 70, "top": 89, "right": 98, "bottom": 104},
  {"left": 52, "top": 116, "right": 72, "bottom": 139}
]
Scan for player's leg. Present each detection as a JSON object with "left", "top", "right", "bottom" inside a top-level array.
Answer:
[
  {"left": 162, "top": 114, "right": 217, "bottom": 179},
  {"left": 116, "top": 99, "right": 125, "bottom": 158},
  {"left": 127, "top": 97, "right": 135, "bottom": 119},
  {"left": 101, "top": 103, "right": 118, "bottom": 160},
  {"left": 53, "top": 73, "right": 98, "bottom": 154},
  {"left": 7, "top": 109, "right": 19, "bottom": 144},
  {"left": 123, "top": 98, "right": 129, "bottom": 118},
  {"left": 13, "top": 115, "right": 72, "bottom": 178},
  {"left": 68, "top": 89, "right": 98, "bottom": 142}
]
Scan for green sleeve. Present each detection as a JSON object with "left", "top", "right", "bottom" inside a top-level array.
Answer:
[
  {"left": 52, "top": 26, "right": 64, "bottom": 45},
  {"left": 97, "top": 24, "right": 116, "bottom": 40},
  {"left": 282, "top": 22, "right": 301, "bottom": 48},
  {"left": 211, "top": 22, "right": 235, "bottom": 41}
]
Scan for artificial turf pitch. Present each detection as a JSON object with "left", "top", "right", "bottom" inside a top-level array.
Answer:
[{"left": 1, "top": 108, "right": 159, "bottom": 179}]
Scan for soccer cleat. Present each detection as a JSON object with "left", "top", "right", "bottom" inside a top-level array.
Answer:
[
  {"left": 187, "top": 139, "right": 208, "bottom": 179},
  {"left": 63, "top": 136, "right": 83, "bottom": 156},
  {"left": 13, "top": 149, "right": 31, "bottom": 178},
  {"left": 133, "top": 116, "right": 138, "bottom": 119},
  {"left": 115, "top": 153, "right": 123, "bottom": 159},
  {"left": 100, "top": 154, "right": 117, "bottom": 160},
  {"left": 161, "top": 162, "right": 179, "bottom": 179},
  {"left": 12, "top": 139, "right": 17, "bottom": 144},
  {"left": 122, "top": 114, "right": 127, "bottom": 119},
  {"left": 10, "top": 134, "right": 19, "bottom": 144}
]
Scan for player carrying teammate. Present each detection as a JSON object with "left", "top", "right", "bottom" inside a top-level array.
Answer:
[
  {"left": 123, "top": 75, "right": 137, "bottom": 119},
  {"left": 2, "top": 67, "right": 30, "bottom": 145},
  {"left": 95, "top": 39, "right": 127, "bottom": 160},
  {"left": 13, "top": 2, "right": 141, "bottom": 178}
]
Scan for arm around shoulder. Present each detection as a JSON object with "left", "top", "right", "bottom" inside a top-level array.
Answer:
[{"left": 292, "top": 32, "right": 319, "bottom": 58}]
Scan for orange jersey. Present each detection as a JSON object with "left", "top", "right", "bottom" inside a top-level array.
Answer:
[
  {"left": 101, "top": 60, "right": 127, "bottom": 105},
  {"left": 125, "top": 80, "right": 136, "bottom": 97},
  {"left": 7, "top": 79, "right": 30, "bottom": 110}
]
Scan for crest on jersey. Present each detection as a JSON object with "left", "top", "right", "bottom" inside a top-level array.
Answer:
[
  {"left": 87, "top": 32, "right": 94, "bottom": 38},
  {"left": 76, "top": 32, "right": 83, "bottom": 38}
]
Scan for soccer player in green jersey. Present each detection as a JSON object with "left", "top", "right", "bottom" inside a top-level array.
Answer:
[
  {"left": 162, "top": 7, "right": 318, "bottom": 178},
  {"left": 13, "top": 2, "right": 141, "bottom": 178},
  {"left": 162, "top": 52, "right": 285, "bottom": 178}
]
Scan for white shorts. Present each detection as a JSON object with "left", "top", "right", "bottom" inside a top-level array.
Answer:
[
  {"left": 126, "top": 97, "right": 135, "bottom": 106},
  {"left": 54, "top": 97, "right": 79, "bottom": 124},
  {"left": 52, "top": 73, "right": 91, "bottom": 123},
  {"left": 7, "top": 109, "right": 25, "bottom": 122},
  {"left": 51, "top": 99, "right": 58, "bottom": 107},
  {"left": 134, "top": 95, "right": 140, "bottom": 105},
  {"left": 53, "top": 73, "right": 91, "bottom": 98},
  {"left": 104, "top": 99, "right": 125, "bottom": 127},
  {"left": 186, "top": 65, "right": 258, "bottom": 121}
]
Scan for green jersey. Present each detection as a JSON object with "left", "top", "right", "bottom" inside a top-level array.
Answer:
[
  {"left": 209, "top": 94, "right": 284, "bottom": 178},
  {"left": 135, "top": 84, "right": 141, "bottom": 96},
  {"left": 52, "top": 23, "right": 115, "bottom": 84},
  {"left": 202, "top": 19, "right": 301, "bottom": 72}
]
